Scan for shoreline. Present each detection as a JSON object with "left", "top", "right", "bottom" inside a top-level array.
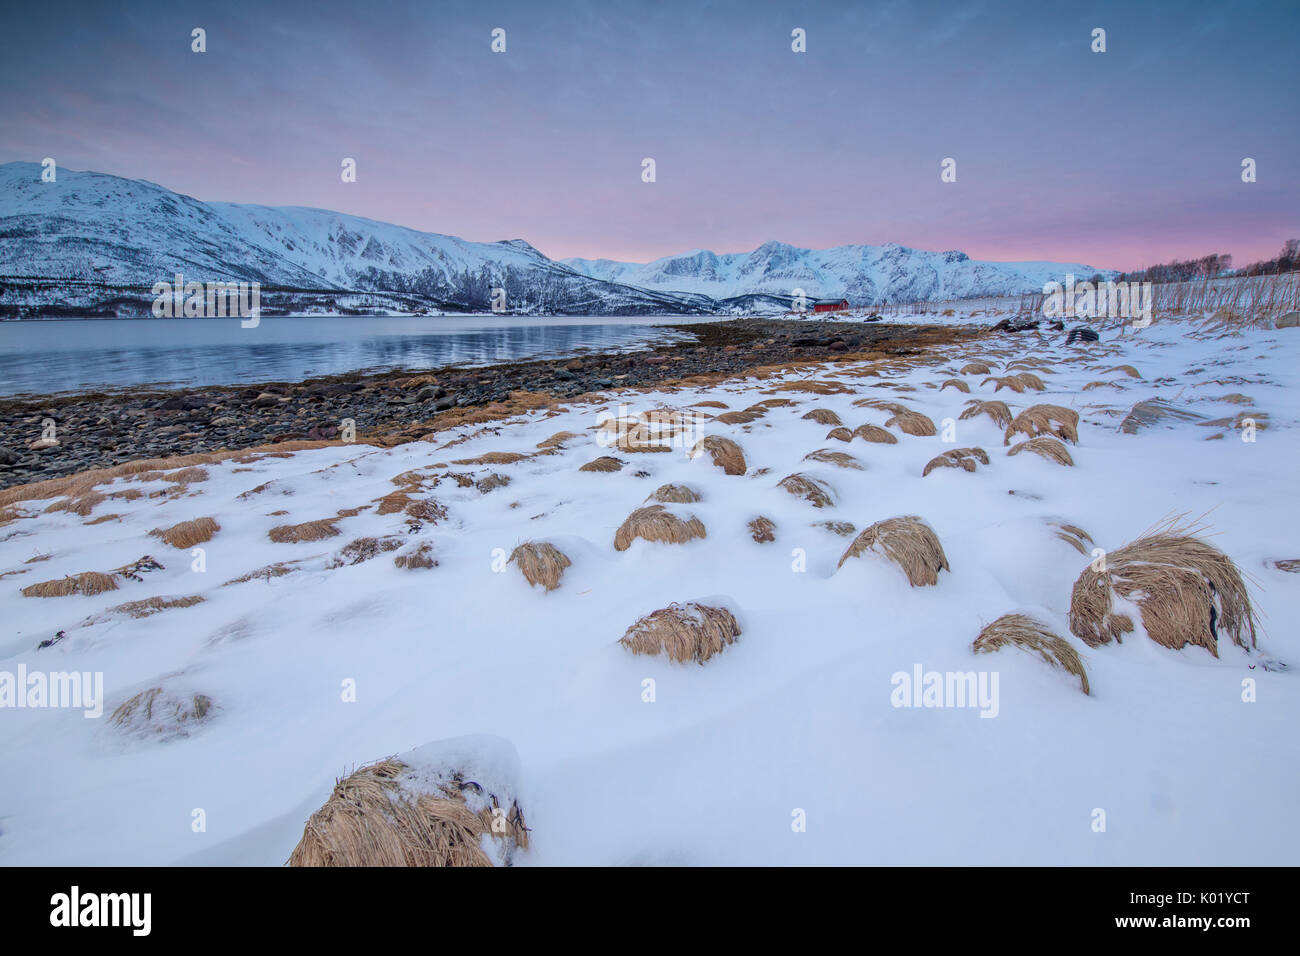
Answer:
[{"left": 0, "top": 319, "right": 979, "bottom": 489}]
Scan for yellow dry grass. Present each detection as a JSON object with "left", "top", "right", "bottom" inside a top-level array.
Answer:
[
  {"left": 110, "top": 687, "right": 214, "bottom": 737},
  {"left": 579, "top": 456, "right": 624, "bottom": 473},
  {"left": 646, "top": 483, "right": 703, "bottom": 503},
  {"left": 938, "top": 378, "right": 971, "bottom": 393},
  {"left": 1007, "top": 436, "right": 1075, "bottom": 466},
  {"left": 536, "top": 430, "right": 583, "bottom": 449},
  {"left": 508, "top": 541, "right": 571, "bottom": 591},
  {"left": 981, "top": 372, "right": 1047, "bottom": 393},
  {"left": 1050, "top": 521, "right": 1094, "bottom": 555},
  {"left": 287, "top": 757, "right": 529, "bottom": 867},
  {"left": 619, "top": 602, "right": 741, "bottom": 664},
  {"left": 801, "top": 408, "right": 843, "bottom": 426},
  {"left": 922, "top": 447, "right": 989, "bottom": 476},
  {"left": 1119, "top": 399, "right": 1206, "bottom": 434},
  {"left": 803, "top": 449, "right": 863, "bottom": 470},
  {"left": 331, "top": 536, "right": 403, "bottom": 567},
  {"left": 777, "top": 472, "right": 836, "bottom": 508},
  {"left": 852, "top": 398, "right": 910, "bottom": 414},
  {"left": 690, "top": 435, "right": 747, "bottom": 475},
  {"left": 1104, "top": 364, "right": 1141, "bottom": 379},
  {"left": 149, "top": 516, "right": 220, "bottom": 549},
  {"left": 393, "top": 543, "right": 437, "bottom": 570},
  {"left": 826, "top": 426, "right": 853, "bottom": 442},
  {"left": 614, "top": 505, "right": 707, "bottom": 551},
  {"left": 837, "top": 515, "right": 950, "bottom": 587},
  {"left": 268, "top": 518, "right": 341, "bottom": 543},
  {"left": 959, "top": 362, "right": 993, "bottom": 375},
  {"left": 959, "top": 399, "right": 1013, "bottom": 428},
  {"left": 748, "top": 516, "right": 776, "bottom": 543},
  {"left": 851, "top": 423, "right": 899, "bottom": 444},
  {"left": 1004, "top": 404, "right": 1080, "bottom": 445},
  {"left": 972, "top": 614, "right": 1090, "bottom": 695},
  {"left": 451, "top": 451, "right": 532, "bottom": 466},
  {"left": 108, "top": 594, "right": 206, "bottom": 619},
  {"left": 21, "top": 571, "right": 121, "bottom": 598},
  {"left": 884, "top": 410, "right": 937, "bottom": 436},
  {"left": 1068, "top": 518, "right": 1258, "bottom": 657},
  {"left": 223, "top": 562, "right": 296, "bottom": 585}
]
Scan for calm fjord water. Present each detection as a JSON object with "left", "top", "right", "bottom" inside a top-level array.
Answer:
[{"left": 0, "top": 315, "right": 707, "bottom": 397}]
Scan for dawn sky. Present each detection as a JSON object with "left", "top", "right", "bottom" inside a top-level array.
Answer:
[{"left": 1, "top": 0, "right": 1296, "bottom": 270}]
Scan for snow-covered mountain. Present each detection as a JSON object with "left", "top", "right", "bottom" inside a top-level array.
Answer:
[
  {"left": 0, "top": 162, "right": 1111, "bottom": 316},
  {"left": 562, "top": 241, "right": 1112, "bottom": 304}
]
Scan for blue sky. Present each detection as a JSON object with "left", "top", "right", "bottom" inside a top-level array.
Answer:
[{"left": 1, "top": 0, "right": 1296, "bottom": 269}]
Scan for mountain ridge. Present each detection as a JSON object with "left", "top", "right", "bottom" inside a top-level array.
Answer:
[{"left": 0, "top": 163, "right": 1113, "bottom": 316}]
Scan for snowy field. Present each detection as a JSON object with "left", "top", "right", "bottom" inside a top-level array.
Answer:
[{"left": 0, "top": 313, "right": 1297, "bottom": 866}]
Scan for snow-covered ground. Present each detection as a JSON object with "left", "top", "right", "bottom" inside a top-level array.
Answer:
[{"left": 0, "top": 313, "right": 1297, "bottom": 865}]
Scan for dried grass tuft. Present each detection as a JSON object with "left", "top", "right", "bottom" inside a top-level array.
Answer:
[
  {"left": 1004, "top": 404, "right": 1080, "bottom": 445},
  {"left": 884, "top": 410, "right": 937, "bottom": 436},
  {"left": 393, "top": 543, "right": 437, "bottom": 570},
  {"left": 405, "top": 498, "right": 448, "bottom": 523},
  {"left": 1007, "top": 436, "right": 1074, "bottom": 466},
  {"left": 777, "top": 473, "right": 836, "bottom": 508},
  {"left": 287, "top": 757, "right": 529, "bottom": 867},
  {"left": 922, "top": 447, "right": 989, "bottom": 476},
  {"left": 110, "top": 687, "right": 214, "bottom": 738},
  {"left": 150, "top": 517, "right": 220, "bottom": 549},
  {"left": 619, "top": 602, "right": 741, "bottom": 664},
  {"left": 646, "top": 483, "right": 703, "bottom": 504},
  {"left": 690, "top": 435, "right": 747, "bottom": 475},
  {"left": 837, "top": 515, "right": 950, "bottom": 587},
  {"left": 852, "top": 398, "right": 910, "bottom": 414},
  {"left": 959, "top": 399, "right": 1013, "bottom": 428},
  {"left": 802, "top": 408, "right": 843, "bottom": 426},
  {"left": 374, "top": 491, "right": 412, "bottom": 515},
  {"left": 223, "top": 562, "right": 295, "bottom": 585},
  {"left": 269, "top": 518, "right": 341, "bottom": 543},
  {"left": 1104, "top": 364, "right": 1141, "bottom": 379},
  {"left": 715, "top": 406, "right": 767, "bottom": 425},
  {"left": 982, "top": 373, "right": 1047, "bottom": 393},
  {"left": 748, "top": 516, "right": 776, "bottom": 543},
  {"left": 939, "top": 378, "right": 971, "bottom": 393},
  {"left": 826, "top": 426, "right": 853, "bottom": 443},
  {"left": 803, "top": 448, "right": 863, "bottom": 470},
  {"left": 331, "top": 536, "right": 403, "bottom": 567},
  {"left": 1119, "top": 398, "right": 1206, "bottom": 434},
  {"left": 508, "top": 541, "right": 571, "bottom": 591},
  {"left": 21, "top": 571, "right": 121, "bottom": 598},
  {"left": 536, "top": 430, "right": 583, "bottom": 450},
  {"left": 108, "top": 594, "right": 206, "bottom": 619},
  {"left": 614, "top": 505, "right": 707, "bottom": 551},
  {"left": 579, "top": 456, "right": 624, "bottom": 473},
  {"left": 959, "top": 362, "right": 992, "bottom": 375},
  {"left": 1068, "top": 519, "right": 1258, "bottom": 657},
  {"left": 973, "top": 614, "right": 1090, "bottom": 695},
  {"left": 1050, "top": 522, "right": 1095, "bottom": 555},
  {"left": 851, "top": 423, "right": 899, "bottom": 444},
  {"left": 452, "top": 451, "right": 531, "bottom": 466}
]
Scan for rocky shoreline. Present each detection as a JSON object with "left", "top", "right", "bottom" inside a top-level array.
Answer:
[{"left": 0, "top": 318, "right": 979, "bottom": 489}]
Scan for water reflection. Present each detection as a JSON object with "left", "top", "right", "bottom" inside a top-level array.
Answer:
[{"left": 0, "top": 316, "right": 705, "bottom": 397}]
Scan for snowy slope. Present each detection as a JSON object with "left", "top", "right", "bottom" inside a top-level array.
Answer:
[
  {"left": 0, "top": 163, "right": 710, "bottom": 315},
  {"left": 0, "top": 314, "right": 1295, "bottom": 865},
  {"left": 562, "top": 240, "right": 1114, "bottom": 304}
]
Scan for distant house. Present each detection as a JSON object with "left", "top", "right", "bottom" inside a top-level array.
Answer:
[{"left": 812, "top": 298, "right": 850, "bottom": 313}]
